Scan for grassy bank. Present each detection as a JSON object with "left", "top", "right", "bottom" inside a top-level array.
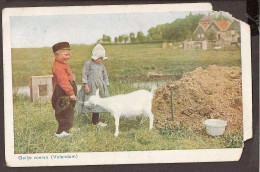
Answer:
[{"left": 11, "top": 43, "right": 241, "bottom": 86}]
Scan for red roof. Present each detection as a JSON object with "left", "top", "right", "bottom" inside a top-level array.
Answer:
[
  {"left": 214, "top": 20, "right": 230, "bottom": 31},
  {"left": 200, "top": 16, "right": 213, "bottom": 22},
  {"left": 201, "top": 23, "right": 209, "bottom": 30}
]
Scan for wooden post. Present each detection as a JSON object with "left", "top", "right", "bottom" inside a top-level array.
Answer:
[
  {"left": 183, "top": 41, "right": 188, "bottom": 50},
  {"left": 202, "top": 40, "right": 207, "bottom": 50},
  {"left": 170, "top": 88, "right": 174, "bottom": 120},
  {"left": 162, "top": 42, "right": 167, "bottom": 49},
  {"left": 30, "top": 75, "right": 53, "bottom": 102}
]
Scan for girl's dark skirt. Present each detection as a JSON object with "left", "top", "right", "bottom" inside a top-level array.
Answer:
[{"left": 51, "top": 81, "right": 77, "bottom": 134}]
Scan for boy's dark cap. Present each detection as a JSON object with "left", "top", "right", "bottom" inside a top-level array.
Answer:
[{"left": 52, "top": 42, "right": 71, "bottom": 53}]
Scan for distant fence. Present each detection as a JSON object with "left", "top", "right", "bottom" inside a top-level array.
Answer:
[
  {"left": 100, "top": 42, "right": 161, "bottom": 46},
  {"left": 109, "top": 74, "right": 180, "bottom": 82},
  {"left": 96, "top": 40, "right": 180, "bottom": 46},
  {"left": 100, "top": 39, "right": 241, "bottom": 50}
]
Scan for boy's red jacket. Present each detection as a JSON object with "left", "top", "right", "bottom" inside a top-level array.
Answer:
[{"left": 52, "top": 60, "right": 75, "bottom": 96}]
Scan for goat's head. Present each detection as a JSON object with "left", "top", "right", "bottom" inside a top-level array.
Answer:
[{"left": 84, "top": 89, "right": 100, "bottom": 106}]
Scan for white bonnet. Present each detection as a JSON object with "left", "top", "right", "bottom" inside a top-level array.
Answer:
[{"left": 91, "top": 44, "right": 108, "bottom": 60}]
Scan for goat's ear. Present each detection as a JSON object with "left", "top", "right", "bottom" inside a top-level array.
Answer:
[{"left": 96, "top": 89, "right": 99, "bottom": 96}]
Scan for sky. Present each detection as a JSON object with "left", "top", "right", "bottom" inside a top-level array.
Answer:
[{"left": 10, "top": 11, "right": 209, "bottom": 48}]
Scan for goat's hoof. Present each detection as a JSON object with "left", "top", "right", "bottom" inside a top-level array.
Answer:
[{"left": 114, "top": 133, "right": 119, "bottom": 137}]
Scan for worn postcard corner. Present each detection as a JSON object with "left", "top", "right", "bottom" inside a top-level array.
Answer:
[{"left": 3, "top": 3, "right": 252, "bottom": 167}]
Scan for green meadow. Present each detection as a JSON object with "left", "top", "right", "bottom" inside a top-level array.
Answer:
[
  {"left": 12, "top": 43, "right": 241, "bottom": 86},
  {"left": 14, "top": 85, "right": 242, "bottom": 154},
  {"left": 12, "top": 43, "right": 243, "bottom": 153}
]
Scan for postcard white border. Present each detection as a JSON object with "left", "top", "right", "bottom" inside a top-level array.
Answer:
[
  {"left": 3, "top": 3, "right": 252, "bottom": 167},
  {"left": 240, "top": 21, "right": 253, "bottom": 141}
]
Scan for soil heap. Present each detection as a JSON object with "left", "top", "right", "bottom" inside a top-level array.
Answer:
[{"left": 152, "top": 65, "right": 242, "bottom": 133}]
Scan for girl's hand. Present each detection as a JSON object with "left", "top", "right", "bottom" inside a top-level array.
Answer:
[{"left": 84, "top": 84, "right": 91, "bottom": 93}]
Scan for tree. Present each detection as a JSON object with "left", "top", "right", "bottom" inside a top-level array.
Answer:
[
  {"left": 95, "top": 13, "right": 206, "bottom": 44},
  {"left": 107, "top": 36, "right": 111, "bottom": 43},
  {"left": 162, "top": 23, "right": 173, "bottom": 41},
  {"left": 118, "top": 35, "right": 123, "bottom": 43},
  {"left": 163, "top": 13, "right": 205, "bottom": 42},
  {"left": 114, "top": 37, "right": 118, "bottom": 43},
  {"left": 210, "top": 11, "right": 233, "bottom": 22},
  {"left": 129, "top": 32, "right": 136, "bottom": 43},
  {"left": 102, "top": 34, "right": 111, "bottom": 43},
  {"left": 122, "top": 34, "right": 129, "bottom": 43},
  {"left": 147, "top": 25, "right": 163, "bottom": 41},
  {"left": 136, "top": 31, "right": 145, "bottom": 42},
  {"left": 97, "top": 39, "right": 102, "bottom": 44}
]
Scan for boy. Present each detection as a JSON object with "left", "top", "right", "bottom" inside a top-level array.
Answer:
[{"left": 51, "top": 42, "right": 77, "bottom": 137}]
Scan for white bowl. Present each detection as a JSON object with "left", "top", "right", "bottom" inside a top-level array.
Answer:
[{"left": 203, "top": 119, "right": 227, "bottom": 136}]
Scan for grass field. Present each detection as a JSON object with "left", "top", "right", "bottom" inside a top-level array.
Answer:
[
  {"left": 12, "top": 43, "right": 243, "bottom": 153},
  {"left": 11, "top": 43, "right": 241, "bottom": 86},
  {"left": 13, "top": 83, "right": 242, "bottom": 154}
]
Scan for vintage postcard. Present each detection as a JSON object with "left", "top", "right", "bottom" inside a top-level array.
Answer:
[{"left": 3, "top": 3, "right": 252, "bottom": 167}]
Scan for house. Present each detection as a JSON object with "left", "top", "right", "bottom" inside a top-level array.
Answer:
[
  {"left": 193, "top": 24, "right": 208, "bottom": 40},
  {"left": 206, "top": 20, "right": 230, "bottom": 45},
  {"left": 193, "top": 16, "right": 240, "bottom": 45},
  {"left": 226, "top": 19, "right": 240, "bottom": 43},
  {"left": 193, "top": 16, "right": 211, "bottom": 40}
]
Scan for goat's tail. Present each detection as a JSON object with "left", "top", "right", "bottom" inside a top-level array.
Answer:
[{"left": 151, "top": 85, "right": 157, "bottom": 94}]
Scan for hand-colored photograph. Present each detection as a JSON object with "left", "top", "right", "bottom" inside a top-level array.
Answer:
[{"left": 3, "top": 3, "right": 252, "bottom": 167}]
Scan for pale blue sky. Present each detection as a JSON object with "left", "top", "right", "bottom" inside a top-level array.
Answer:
[{"left": 10, "top": 11, "right": 209, "bottom": 48}]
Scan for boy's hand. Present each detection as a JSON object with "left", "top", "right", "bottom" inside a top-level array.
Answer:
[
  {"left": 70, "top": 95, "right": 77, "bottom": 101},
  {"left": 84, "top": 84, "right": 91, "bottom": 93}
]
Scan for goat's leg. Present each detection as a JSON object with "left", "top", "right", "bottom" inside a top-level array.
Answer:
[
  {"left": 147, "top": 111, "right": 154, "bottom": 130},
  {"left": 114, "top": 115, "right": 120, "bottom": 137}
]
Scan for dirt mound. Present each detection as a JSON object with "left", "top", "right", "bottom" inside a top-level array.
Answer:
[{"left": 152, "top": 65, "right": 242, "bottom": 133}]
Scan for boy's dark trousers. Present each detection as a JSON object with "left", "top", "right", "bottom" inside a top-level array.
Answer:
[
  {"left": 52, "top": 81, "right": 77, "bottom": 134},
  {"left": 55, "top": 104, "right": 74, "bottom": 134}
]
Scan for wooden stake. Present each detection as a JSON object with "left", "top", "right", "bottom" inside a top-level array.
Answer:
[{"left": 170, "top": 89, "right": 174, "bottom": 120}]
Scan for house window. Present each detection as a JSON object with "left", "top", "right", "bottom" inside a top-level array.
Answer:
[
  {"left": 201, "top": 34, "right": 204, "bottom": 38},
  {"left": 231, "top": 30, "right": 235, "bottom": 35},
  {"left": 197, "top": 34, "right": 200, "bottom": 39}
]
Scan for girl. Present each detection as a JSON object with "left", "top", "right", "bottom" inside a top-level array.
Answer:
[{"left": 77, "top": 44, "right": 109, "bottom": 127}]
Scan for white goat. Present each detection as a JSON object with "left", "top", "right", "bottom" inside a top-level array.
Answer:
[{"left": 85, "top": 89, "right": 154, "bottom": 137}]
